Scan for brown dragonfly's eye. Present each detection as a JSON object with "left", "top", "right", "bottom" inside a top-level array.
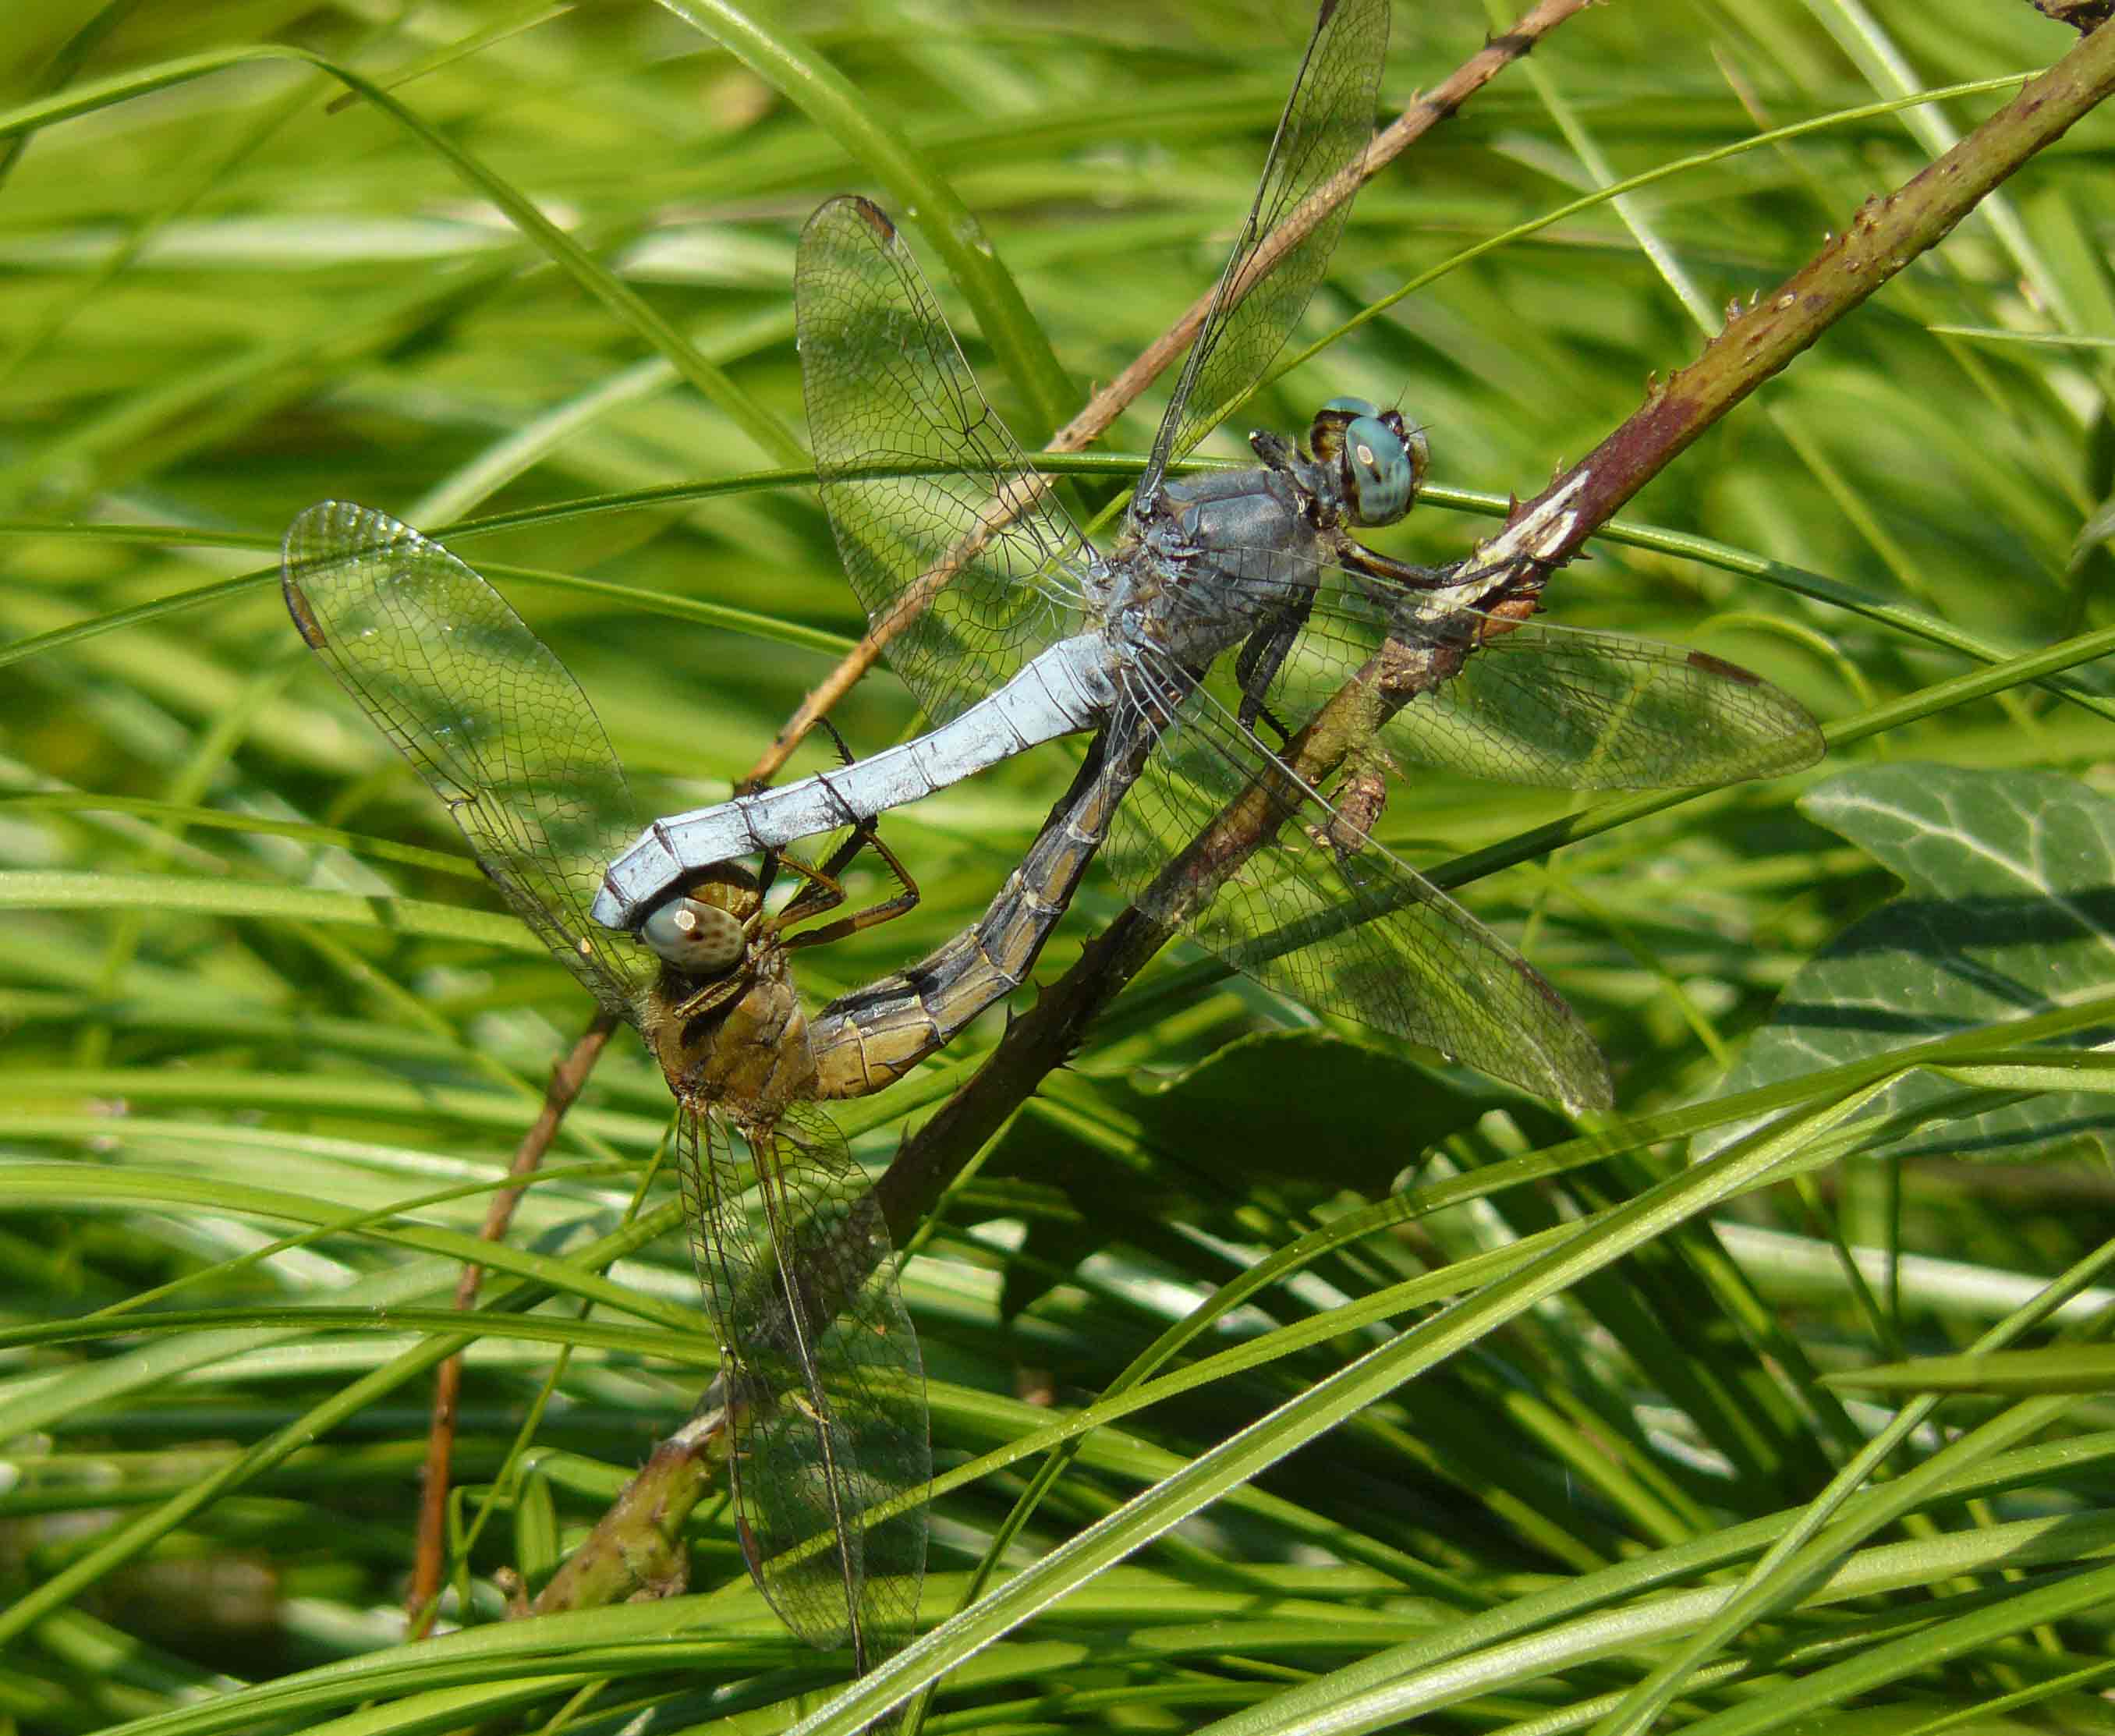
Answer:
[{"left": 639, "top": 895, "right": 745, "bottom": 975}]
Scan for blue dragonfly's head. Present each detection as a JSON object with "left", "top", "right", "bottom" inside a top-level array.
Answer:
[{"left": 1309, "top": 397, "right": 1428, "bottom": 529}]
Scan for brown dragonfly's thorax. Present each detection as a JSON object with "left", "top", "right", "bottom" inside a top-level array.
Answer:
[
  {"left": 649, "top": 950, "right": 819, "bottom": 1114},
  {"left": 636, "top": 862, "right": 820, "bottom": 1114}
]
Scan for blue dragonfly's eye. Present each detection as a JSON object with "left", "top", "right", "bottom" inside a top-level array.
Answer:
[
  {"left": 639, "top": 894, "right": 746, "bottom": 975},
  {"left": 1320, "top": 395, "right": 1380, "bottom": 418},
  {"left": 1340, "top": 413, "right": 1423, "bottom": 527}
]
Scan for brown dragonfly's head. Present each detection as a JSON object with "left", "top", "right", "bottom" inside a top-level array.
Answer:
[{"left": 636, "top": 863, "right": 764, "bottom": 983}]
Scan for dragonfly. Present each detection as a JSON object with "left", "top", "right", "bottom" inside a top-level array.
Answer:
[
  {"left": 591, "top": 0, "right": 1824, "bottom": 1112},
  {"left": 281, "top": 501, "right": 1125, "bottom": 1673}
]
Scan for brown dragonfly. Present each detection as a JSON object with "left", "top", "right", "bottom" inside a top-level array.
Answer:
[{"left": 281, "top": 501, "right": 1121, "bottom": 1673}]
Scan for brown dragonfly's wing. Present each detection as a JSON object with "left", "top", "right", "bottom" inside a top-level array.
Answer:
[
  {"left": 798, "top": 194, "right": 1092, "bottom": 728},
  {"left": 282, "top": 501, "right": 650, "bottom": 1020},
  {"left": 1138, "top": 0, "right": 1391, "bottom": 501},
  {"left": 1102, "top": 675, "right": 1613, "bottom": 1113},
  {"left": 678, "top": 1100, "right": 926, "bottom": 1668}
]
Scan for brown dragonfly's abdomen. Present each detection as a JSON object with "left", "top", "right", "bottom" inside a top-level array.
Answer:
[{"left": 808, "top": 731, "right": 1145, "bottom": 1099}]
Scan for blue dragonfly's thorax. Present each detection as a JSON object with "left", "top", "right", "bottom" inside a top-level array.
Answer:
[
  {"left": 1114, "top": 459, "right": 1323, "bottom": 667},
  {"left": 1101, "top": 397, "right": 1427, "bottom": 675}
]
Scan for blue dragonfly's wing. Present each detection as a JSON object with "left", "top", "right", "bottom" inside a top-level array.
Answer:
[
  {"left": 281, "top": 501, "right": 650, "bottom": 1022},
  {"left": 682, "top": 1100, "right": 927, "bottom": 1670},
  {"left": 1263, "top": 570, "right": 1826, "bottom": 790},
  {"left": 1093, "top": 537, "right": 1824, "bottom": 1111},
  {"left": 1138, "top": 0, "right": 1392, "bottom": 504},
  {"left": 797, "top": 195, "right": 1093, "bottom": 728},
  {"left": 1100, "top": 664, "right": 1614, "bottom": 1113}
]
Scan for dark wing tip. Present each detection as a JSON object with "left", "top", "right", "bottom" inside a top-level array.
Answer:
[
  {"left": 282, "top": 577, "right": 328, "bottom": 650},
  {"left": 810, "top": 193, "right": 897, "bottom": 246},
  {"left": 1685, "top": 649, "right": 1758, "bottom": 686},
  {"left": 1510, "top": 955, "right": 1615, "bottom": 1113},
  {"left": 281, "top": 501, "right": 355, "bottom": 650}
]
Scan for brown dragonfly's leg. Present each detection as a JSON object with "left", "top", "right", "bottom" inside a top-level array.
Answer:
[
  {"left": 668, "top": 967, "right": 757, "bottom": 1022},
  {"left": 812, "top": 713, "right": 859, "bottom": 771},
  {"left": 785, "top": 819, "right": 920, "bottom": 951},
  {"left": 746, "top": 715, "right": 861, "bottom": 931},
  {"left": 768, "top": 839, "right": 849, "bottom": 930},
  {"left": 753, "top": 718, "right": 875, "bottom": 913},
  {"left": 753, "top": 848, "right": 782, "bottom": 903},
  {"left": 763, "top": 715, "right": 923, "bottom": 943}
]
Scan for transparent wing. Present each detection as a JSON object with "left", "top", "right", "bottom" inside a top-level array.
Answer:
[
  {"left": 281, "top": 501, "right": 649, "bottom": 1020},
  {"left": 1139, "top": 0, "right": 1391, "bottom": 499},
  {"left": 797, "top": 194, "right": 1093, "bottom": 728},
  {"left": 679, "top": 1101, "right": 926, "bottom": 1667},
  {"left": 1102, "top": 681, "right": 1613, "bottom": 1113},
  {"left": 1267, "top": 572, "right": 1826, "bottom": 790}
]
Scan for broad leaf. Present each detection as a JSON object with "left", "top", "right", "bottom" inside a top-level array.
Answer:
[{"left": 1702, "top": 763, "right": 2115, "bottom": 1163}]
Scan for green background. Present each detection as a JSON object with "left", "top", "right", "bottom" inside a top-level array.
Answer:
[{"left": 3, "top": 3, "right": 2115, "bottom": 1733}]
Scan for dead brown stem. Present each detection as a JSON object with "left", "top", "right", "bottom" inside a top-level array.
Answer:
[{"left": 406, "top": 1007, "right": 618, "bottom": 1631}]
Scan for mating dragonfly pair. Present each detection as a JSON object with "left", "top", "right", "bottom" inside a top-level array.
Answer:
[{"left": 283, "top": 0, "right": 1819, "bottom": 1694}]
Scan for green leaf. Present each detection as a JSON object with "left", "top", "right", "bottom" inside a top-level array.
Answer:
[
  {"left": 648, "top": 0, "right": 1075, "bottom": 443},
  {"left": 1824, "top": 1346, "right": 2115, "bottom": 1397},
  {"left": 0, "top": 870, "right": 538, "bottom": 950},
  {"left": 1701, "top": 764, "right": 2115, "bottom": 1162},
  {"left": 1127, "top": 1030, "right": 1485, "bottom": 1198}
]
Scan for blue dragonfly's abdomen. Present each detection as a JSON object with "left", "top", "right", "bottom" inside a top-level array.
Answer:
[{"left": 591, "top": 636, "right": 1118, "bottom": 930}]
